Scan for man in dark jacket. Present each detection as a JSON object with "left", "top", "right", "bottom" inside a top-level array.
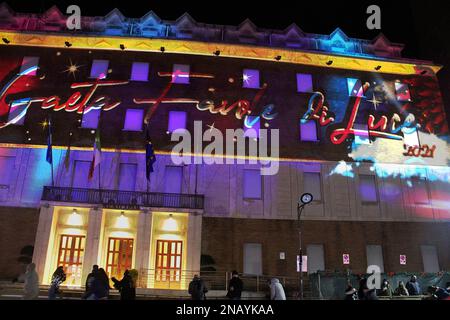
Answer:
[
  {"left": 189, "top": 275, "right": 208, "bottom": 300},
  {"left": 226, "top": 271, "right": 243, "bottom": 300},
  {"left": 85, "top": 265, "right": 99, "bottom": 293},
  {"left": 112, "top": 270, "right": 136, "bottom": 300},
  {"left": 406, "top": 275, "right": 421, "bottom": 296}
]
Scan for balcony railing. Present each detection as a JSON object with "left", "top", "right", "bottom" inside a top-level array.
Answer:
[{"left": 42, "top": 186, "right": 204, "bottom": 210}]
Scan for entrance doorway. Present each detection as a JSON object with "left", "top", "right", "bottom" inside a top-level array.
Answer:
[
  {"left": 155, "top": 240, "right": 183, "bottom": 289},
  {"left": 57, "top": 234, "right": 86, "bottom": 285},
  {"left": 106, "top": 238, "right": 134, "bottom": 280}
]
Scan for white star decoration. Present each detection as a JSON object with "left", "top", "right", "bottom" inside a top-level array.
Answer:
[
  {"left": 62, "top": 59, "right": 83, "bottom": 79},
  {"left": 243, "top": 73, "right": 251, "bottom": 84},
  {"left": 367, "top": 94, "right": 381, "bottom": 110}
]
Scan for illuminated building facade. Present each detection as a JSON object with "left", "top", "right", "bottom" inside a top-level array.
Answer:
[{"left": 0, "top": 4, "right": 449, "bottom": 290}]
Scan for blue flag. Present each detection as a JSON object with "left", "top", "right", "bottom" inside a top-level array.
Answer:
[
  {"left": 46, "top": 117, "right": 53, "bottom": 164},
  {"left": 145, "top": 125, "right": 156, "bottom": 180}
]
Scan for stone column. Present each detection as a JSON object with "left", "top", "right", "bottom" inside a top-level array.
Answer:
[
  {"left": 186, "top": 213, "right": 202, "bottom": 289},
  {"left": 81, "top": 207, "right": 103, "bottom": 283},
  {"left": 32, "top": 205, "right": 56, "bottom": 284},
  {"left": 134, "top": 210, "right": 153, "bottom": 288}
]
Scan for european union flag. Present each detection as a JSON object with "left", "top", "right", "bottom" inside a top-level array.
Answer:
[{"left": 145, "top": 125, "right": 156, "bottom": 180}]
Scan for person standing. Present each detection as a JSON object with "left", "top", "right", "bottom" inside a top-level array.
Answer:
[
  {"left": 394, "top": 281, "right": 409, "bottom": 296},
  {"left": 112, "top": 270, "right": 136, "bottom": 300},
  {"left": 23, "top": 263, "right": 39, "bottom": 300},
  {"left": 226, "top": 271, "right": 243, "bottom": 300},
  {"left": 269, "top": 278, "right": 286, "bottom": 300},
  {"left": 84, "top": 265, "right": 99, "bottom": 297},
  {"left": 406, "top": 275, "right": 421, "bottom": 296},
  {"left": 378, "top": 279, "right": 393, "bottom": 298},
  {"left": 48, "top": 266, "right": 66, "bottom": 300},
  {"left": 188, "top": 274, "right": 208, "bottom": 300},
  {"left": 344, "top": 285, "right": 358, "bottom": 300}
]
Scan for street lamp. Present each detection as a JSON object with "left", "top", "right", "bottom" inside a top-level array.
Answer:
[{"left": 297, "top": 193, "right": 313, "bottom": 300}]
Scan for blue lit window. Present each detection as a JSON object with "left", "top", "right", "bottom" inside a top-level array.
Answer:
[
  {"left": 243, "top": 69, "right": 260, "bottom": 89},
  {"left": 244, "top": 116, "right": 260, "bottom": 139},
  {"left": 130, "top": 62, "right": 149, "bottom": 81},
  {"left": 297, "top": 73, "right": 313, "bottom": 93},
  {"left": 347, "top": 78, "right": 364, "bottom": 97},
  {"left": 90, "top": 59, "right": 109, "bottom": 79},
  {"left": 172, "top": 64, "right": 190, "bottom": 84},
  {"left": 19, "top": 56, "right": 39, "bottom": 76},
  {"left": 81, "top": 109, "right": 100, "bottom": 129},
  {"left": 359, "top": 175, "right": 378, "bottom": 203},
  {"left": 123, "top": 109, "right": 144, "bottom": 131},
  {"left": 243, "top": 169, "right": 262, "bottom": 199},
  {"left": 300, "top": 120, "right": 318, "bottom": 142},
  {"left": 168, "top": 111, "right": 187, "bottom": 133}
]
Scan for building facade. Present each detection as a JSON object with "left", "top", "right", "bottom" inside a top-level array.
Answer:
[{"left": 0, "top": 4, "right": 449, "bottom": 290}]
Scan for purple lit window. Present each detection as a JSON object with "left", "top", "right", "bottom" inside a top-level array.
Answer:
[
  {"left": 243, "top": 69, "right": 260, "bottom": 89},
  {"left": 303, "top": 172, "right": 322, "bottom": 201},
  {"left": 347, "top": 78, "right": 364, "bottom": 97},
  {"left": 359, "top": 175, "right": 378, "bottom": 203},
  {"left": 130, "top": 62, "right": 149, "bottom": 81},
  {"left": 123, "top": 109, "right": 144, "bottom": 131},
  {"left": 81, "top": 109, "right": 100, "bottom": 129},
  {"left": 244, "top": 116, "right": 260, "bottom": 139},
  {"left": 243, "top": 169, "right": 262, "bottom": 199},
  {"left": 300, "top": 120, "right": 318, "bottom": 142},
  {"left": 164, "top": 166, "right": 183, "bottom": 194},
  {"left": 19, "top": 56, "right": 39, "bottom": 76},
  {"left": 90, "top": 59, "right": 109, "bottom": 79},
  {"left": 168, "top": 111, "right": 187, "bottom": 132},
  {"left": 172, "top": 64, "right": 190, "bottom": 84},
  {"left": 297, "top": 73, "right": 313, "bottom": 93},
  {"left": 7, "top": 101, "right": 28, "bottom": 125},
  {"left": 395, "top": 82, "right": 412, "bottom": 101},
  {"left": 118, "top": 163, "right": 137, "bottom": 191}
]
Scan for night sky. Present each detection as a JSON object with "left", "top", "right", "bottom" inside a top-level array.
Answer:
[{"left": 5, "top": 0, "right": 450, "bottom": 123}]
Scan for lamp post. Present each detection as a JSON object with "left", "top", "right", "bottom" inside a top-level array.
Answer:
[{"left": 297, "top": 193, "right": 313, "bottom": 300}]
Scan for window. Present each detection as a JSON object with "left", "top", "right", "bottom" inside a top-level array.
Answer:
[
  {"left": 411, "top": 177, "right": 429, "bottom": 204},
  {"left": 421, "top": 245, "right": 440, "bottom": 273},
  {"left": 244, "top": 116, "right": 260, "bottom": 139},
  {"left": 300, "top": 120, "right": 318, "bottom": 142},
  {"left": 90, "top": 59, "right": 109, "bottom": 79},
  {"left": 347, "top": 78, "right": 364, "bottom": 97},
  {"left": 19, "top": 56, "right": 39, "bottom": 76},
  {"left": 7, "top": 101, "right": 28, "bottom": 125},
  {"left": 297, "top": 73, "right": 313, "bottom": 93},
  {"left": 395, "top": 82, "right": 412, "bottom": 102},
  {"left": 306, "top": 244, "right": 325, "bottom": 274},
  {"left": 243, "top": 69, "right": 260, "bottom": 89},
  {"left": 81, "top": 109, "right": 100, "bottom": 129},
  {"left": 130, "top": 62, "right": 149, "bottom": 81},
  {"left": 172, "top": 64, "right": 190, "bottom": 84},
  {"left": 168, "top": 111, "right": 187, "bottom": 133},
  {"left": 164, "top": 166, "right": 183, "bottom": 194},
  {"left": 243, "top": 243, "right": 262, "bottom": 275},
  {"left": 72, "top": 161, "right": 91, "bottom": 188},
  {"left": 123, "top": 109, "right": 144, "bottom": 131},
  {"left": 303, "top": 172, "right": 322, "bottom": 201},
  {"left": 118, "top": 163, "right": 137, "bottom": 191},
  {"left": 359, "top": 175, "right": 378, "bottom": 203},
  {"left": 243, "top": 169, "right": 262, "bottom": 199},
  {"left": 366, "top": 245, "right": 384, "bottom": 273}
]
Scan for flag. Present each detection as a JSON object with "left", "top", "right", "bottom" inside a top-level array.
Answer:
[
  {"left": 64, "top": 133, "right": 72, "bottom": 170},
  {"left": 145, "top": 125, "right": 156, "bottom": 180},
  {"left": 46, "top": 117, "right": 52, "bottom": 164},
  {"left": 88, "top": 129, "right": 101, "bottom": 180}
]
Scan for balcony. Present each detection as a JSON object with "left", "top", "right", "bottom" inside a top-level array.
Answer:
[{"left": 41, "top": 186, "right": 204, "bottom": 210}]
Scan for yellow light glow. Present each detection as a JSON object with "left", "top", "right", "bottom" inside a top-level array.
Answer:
[
  {"left": 67, "top": 209, "right": 83, "bottom": 226},
  {"left": 115, "top": 212, "right": 130, "bottom": 229},
  {"left": 162, "top": 214, "right": 178, "bottom": 232}
]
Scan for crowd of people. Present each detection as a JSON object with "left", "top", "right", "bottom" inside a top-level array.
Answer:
[
  {"left": 22, "top": 263, "right": 138, "bottom": 300},
  {"left": 344, "top": 275, "right": 450, "bottom": 300}
]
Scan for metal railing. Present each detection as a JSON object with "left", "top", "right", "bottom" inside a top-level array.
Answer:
[{"left": 42, "top": 186, "right": 204, "bottom": 210}]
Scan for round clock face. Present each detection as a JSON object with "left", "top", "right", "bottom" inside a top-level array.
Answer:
[{"left": 300, "top": 193, "right": 313, "bottom": 204}]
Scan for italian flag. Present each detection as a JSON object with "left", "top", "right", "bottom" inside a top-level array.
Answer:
[{"left": 88, "top": 130, "right": 101, "bottom": 180}]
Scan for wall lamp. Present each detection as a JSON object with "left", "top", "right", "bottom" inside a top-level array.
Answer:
[
  {"left": 160, "top": 46, "right": 165, "bottom": 53},
  {"left": 214, "top": 50, "right": 221, "bottom": 56},
  {"left": 275, "top": 55, "right": 282, "bottom": 61},
  {"left": 326, "top": 60, "right": 333, "bottom": 66},
  {"left": 375, "top": 65, "right": 382, "bottom": 71},
  {"left": 120, "top": 44, "right": 126, "bottom": 50},
  {"left": 65, "top": 41, "right": 72, "bottom": 48},
  {"left": 2, "top": 37, "right": 10, "bottom": 44}
]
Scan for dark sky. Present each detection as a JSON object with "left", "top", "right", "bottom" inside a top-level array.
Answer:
[{"left": 6, "top": 0, "right": 450, "bottom": 121}]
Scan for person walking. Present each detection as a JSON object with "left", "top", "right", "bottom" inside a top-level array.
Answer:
[
  {"left": 226, "top": 271, "right": 243, "bottom": 300},
  {"left": 23, "top": 263, "right": 39, "bottom": 300},
  {"left": 188, "top": 274, "right": 208, "bottom": 300},
  {"left": 112, "top": 270, "right": 136, "bottom": 300},
  {"left": 406, "top": 275, "right": 421, "bottom": 296},
  {"left": 48, "top": 266, "right": 66, "bottom": 300},
  {"left": 394, "top": 281, "right": 409, "bottom": 296},
  {"left": 269, "top": 278, "right": 286, "bottom": 300}
]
